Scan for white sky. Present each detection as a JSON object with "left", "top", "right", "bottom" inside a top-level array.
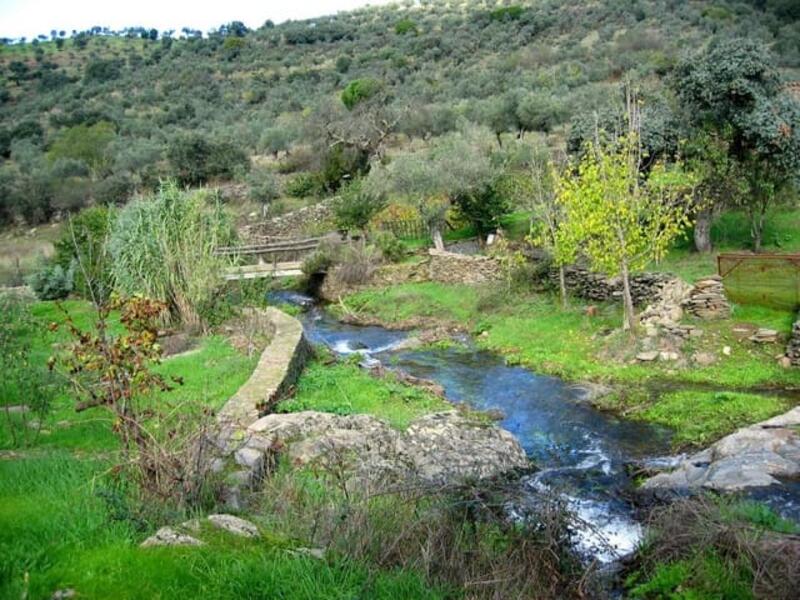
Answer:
[{"left": 0, "top": 0, "right": 398, "bottom": 39}]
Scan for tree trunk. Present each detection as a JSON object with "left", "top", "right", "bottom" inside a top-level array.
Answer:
[
  {"left": 558, "top": 264, "right": 567, "bottom": 309},
  {"left": 693, "top": 207, "right": 713, "bottom": 253},
  {"left": 751, "top": 208, "right": 765, "bottom": 253},
  {"left": 620, "top": 261, "right": 636, "bottom": 332},
  {"left": 431, "top": 227, "right": 445, "bottom": 251}
]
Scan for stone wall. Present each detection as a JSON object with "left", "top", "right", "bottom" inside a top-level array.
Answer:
[
  {"left": 427, "top": 249, "right": 502, "bottom": 285},
  {"left": 558, "top": 266, "right": 679, "bottom": 306},
  {"left": 241, "top": 200, "right": 334, "bottom": 240},
  {"left": 216, "top": 307, "right": 311, "bottom": 448},
  {"left": 787, "top": 313, "right": 800, "bottom": 366}
]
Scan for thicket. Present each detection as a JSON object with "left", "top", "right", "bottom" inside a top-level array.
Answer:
[{"left": 108, "top": 182, "right": 234, "bottom": 329}]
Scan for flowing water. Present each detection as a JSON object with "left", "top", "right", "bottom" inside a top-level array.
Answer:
[{"left": 270, "top": 290, "right": 799, "bottom": 562}]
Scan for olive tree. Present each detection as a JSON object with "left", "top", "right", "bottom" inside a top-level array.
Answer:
[{"left": 675, "top": 38, "right": 800, "bottom": 251}]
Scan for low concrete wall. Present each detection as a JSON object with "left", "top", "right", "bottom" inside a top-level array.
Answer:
[
  {"left": 217, "top": 307, "right": 311, "bottom": 442},
  {"left": 427, "top": 249, "right": 502, "bottom": 284},
  {"left": 214, "top": 307, "right": 311, "bottom": 508}
]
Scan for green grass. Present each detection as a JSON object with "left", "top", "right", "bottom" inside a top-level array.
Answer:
[
  {"left": 0, "top": 455, "right": 442, "bottom": 600},
  {"left": 627, "top": 551, "right": 754, "bottom": 600},
  {"left": 637, "top": 391, "right": 790, "bottom": 448},
  {"left": 338, "top": 281, "right": 799, "bottom": 446},
  {"left": 340, "top": 282, "right": 800, "bottom": 389},
  {"left": 0, "top": 300, "right": 445, "bottom": 599},
  {"left": 276, "top": 357, "right": 451, "bottom": 429}
]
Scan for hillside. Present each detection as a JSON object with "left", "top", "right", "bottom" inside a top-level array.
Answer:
[{"left": 0, "top": 0, "right": 798, "bottom": 226}]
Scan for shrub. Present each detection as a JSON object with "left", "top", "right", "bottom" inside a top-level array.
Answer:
[
  {"left": 54, "top": 206, "right": 115, "bottom": 303},
  {"left": 334, "top": 179, "right": 386, "bottom": 233},
  {"left": 341, "top": 78, "right": 383, "bottom": 110},
  {"left": 285, "top": 172, "right": 321, "bottom": 198},
  {"left": 395, "top": 19, "right": 418, "bottom": 35},
  {"left": 332, "top": 243, "right": 381, "bottom": 285},
  {"left": 246, "top": 167, "right": 281, "bottom": 211},
  {"left": 371, "top": 230, "right": 405, "bottom": 262},
  {"left": 167, "top": 134, "right": 249, "bottom": 186},
  {"left": 47, "top": 121, "right": 116, "bottom": 174},
  {"left": 27, "top": 260, "right": 75, "bottom": 300},
  {"left": 0, "top": 293, "right": 61, "bottom": 447},
  {"left": 108, "top": 182, "right": 234, "bottom": 329}
]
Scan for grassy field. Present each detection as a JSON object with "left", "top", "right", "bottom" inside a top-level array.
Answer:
[{"left": 0, "top": 298, "right": 449, "bottom": 599}]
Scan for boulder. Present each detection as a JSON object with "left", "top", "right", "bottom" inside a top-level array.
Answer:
[
  {"left": 246, "top": 410, "right": 528, "bottom": 486},
  {"left": 642, "top": 407, "right": 800, "bottom": 492},
  {"left": 207, "top": 514, "right": 259, "bottom": 538},
  {"left": 141, "top": 526, "right": 204, "bottom": 547}
]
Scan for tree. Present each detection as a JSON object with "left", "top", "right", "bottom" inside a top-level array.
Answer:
[
  {"left": 525, "top": 143, "right": 573, "bottom": 307},
  {"left": 167, "top": 134, "right": 249, "bottom": 186},
  {"left": 557, "top": 134, "right": 695, "bottom": 331},
  {"left": 334, "top": 178, "right": 386, "bottom": 234},
  {"left": 47, "top": 121, "right": 116, "bottom": 175},
  {"left": 675, "top": 38, "right": 800, "bottom": 251}
]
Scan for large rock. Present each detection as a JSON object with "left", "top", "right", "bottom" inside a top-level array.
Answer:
[
  {"left": 141, "top": 526, "right": 204, "bottom": 547},
  {"left": 246, "top": 410, "right": 528, "bottom": 486},
  {"left": 642, "top": 407, "right": 800, "bottom": 491}
]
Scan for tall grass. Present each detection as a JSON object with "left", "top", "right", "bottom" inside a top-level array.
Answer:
[{"left": 108, "top": 182, "right": 234, "bottom": 330}]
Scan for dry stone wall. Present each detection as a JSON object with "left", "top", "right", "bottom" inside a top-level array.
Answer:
[
  {"left": 241, "top": 200, "right": 334, "bottom": 240},
  {"left": 558, "top": 266, "right": 679, "bottom": 306},
  {"left": 787, "top": 313, "right": 800, "bottom": 366},
  {"left": 427, "top": 249, "right": 502, "bottom": 284}
]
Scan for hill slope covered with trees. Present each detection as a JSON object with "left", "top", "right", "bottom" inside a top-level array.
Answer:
[{"left": 0, "top": 0, "right": 798, "bottom": 225}]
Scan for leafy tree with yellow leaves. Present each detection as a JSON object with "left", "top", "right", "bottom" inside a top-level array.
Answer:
[{"left": 556, "top": 135, "right": 695, "bottom": 331}]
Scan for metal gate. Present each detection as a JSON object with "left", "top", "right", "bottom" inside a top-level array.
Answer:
[{"left": 718, "top": 253, "right": 800, "bottom": 311}]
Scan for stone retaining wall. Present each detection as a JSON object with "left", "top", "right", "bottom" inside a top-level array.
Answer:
[
  {"left": 787, "top": 313, "right": 800, "bottom": 366},
  {"left": 241, "top": 200, "right": 334, "bottom": 240},
  {"left": 427, "top": 249, "right": 502, "bottom": 284},
  {"left": 557, "top": 266, "right": 678, "bottom": 306},
  {"left": 217, "top": 307, "right": 310, "bottom": 437}
]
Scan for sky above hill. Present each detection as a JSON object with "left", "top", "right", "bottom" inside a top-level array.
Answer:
[{"left": 0, "top": 0, "right": 396, "bottom": 39}]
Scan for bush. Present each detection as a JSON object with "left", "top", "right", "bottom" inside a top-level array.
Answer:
[
  {"left": 246, "top": 167, "right": 281, "bottom": 210},
  {"left": 341, "top": 78, "right": 383, "bottom": 110},
  {"left": 167, "top": 134, "right": 249, "bottom": 186},
  {"left": 332, "top": 243, "right": 381, "bottom": 285},
  {"left": 27, "top": 260, "right": 75, "bottom": 300},
  {"left": 334, "top": 179, "right": 386, "bottom": 233},
  {"left": 108, "top": 182, "right": 234, "bottom": 329},
  {"left": 371, "top": 230, "right": 405, "bottom": 262},
  {"left": 285, "top": 172, "right": 321, "bottom": 198},
  {"left": 53, "top": 206, "right": 115, "bottom": 303}
]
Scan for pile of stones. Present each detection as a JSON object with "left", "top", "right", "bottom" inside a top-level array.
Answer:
[
  {"left": 785, "top": 317, "right": 800, "bottom": 365},
  {"left": 682, "top": 275, "right": 731, "bottom": 319},
  {"left": 749, "top": 328, "right": 780, "bottom": 344}
]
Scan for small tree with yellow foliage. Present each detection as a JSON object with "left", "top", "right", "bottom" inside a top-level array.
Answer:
[{"left": 556, "top": 135, "right": 695, "bottom": 331}]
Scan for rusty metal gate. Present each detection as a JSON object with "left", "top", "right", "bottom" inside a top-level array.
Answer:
[{"left": 718, "top": 253, "right": 800, "bottom": 311}]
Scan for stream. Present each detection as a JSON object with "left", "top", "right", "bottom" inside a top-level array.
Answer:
[{"left": 270, "top": 290, "right": 799, "bottom": 563}]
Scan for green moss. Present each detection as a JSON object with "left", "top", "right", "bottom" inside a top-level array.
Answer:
[
  {"left": 276, "top": 358, "right": 451, "bottom": 429},
  {"left": 637, "top": 391, "right": 789, "bottom": 448}
]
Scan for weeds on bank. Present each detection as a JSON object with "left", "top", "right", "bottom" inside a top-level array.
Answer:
[{"left": 626, "top": 496, "right": 800, "bottom": 599}]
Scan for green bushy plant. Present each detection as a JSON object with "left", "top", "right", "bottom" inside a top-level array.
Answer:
[
  {"left": 285, "top": 172, "right": 322, "bottom": 198},
  {"left": 27, "top": 260, "right": 75, "bottom": 300},
  {"left": 108, "top": 182, "right": 234, "bottom": 329},
  {"left": 334, "top": 179, "right": 386, "bottom": 234},
  {"left": 371, "top": 230, "right": 405, "bottom": 262},
  {"left": 54, "top": 206, "right": 115, "bottom": 303}
]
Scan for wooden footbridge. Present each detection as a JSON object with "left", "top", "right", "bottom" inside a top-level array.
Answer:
[{"left": 216, "top": 236, "right": 323, "bottom": 280}]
